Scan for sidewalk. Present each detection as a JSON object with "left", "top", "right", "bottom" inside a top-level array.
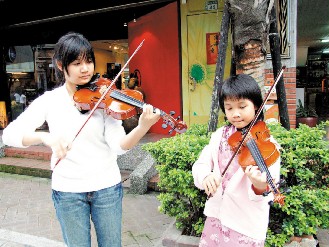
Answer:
[
  {"left": 0, "top": 172, "right": 174, "bottom": 247},
  {"left": 0, "top": 129, "right": 175, "bottom": 246}
]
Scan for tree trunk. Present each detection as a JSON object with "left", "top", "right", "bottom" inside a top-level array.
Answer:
[
  {"left": 269, "top": 6, "right": 290, "bottom": 130},
  {"left": 235, "top": 40, "right": 266, "bottom": 93},
  {"left": 208, "top": 0, "right": 230, "bottom": 133},
  {"left": 0, "top": 45, "right": 12, "bottom": 125},
  {"left": 228, "top": 0, "right": 274, "bottom": 95}
]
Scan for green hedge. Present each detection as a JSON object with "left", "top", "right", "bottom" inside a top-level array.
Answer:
[{"left": 143, "top": 121, "right": 329, "bottom": 246}]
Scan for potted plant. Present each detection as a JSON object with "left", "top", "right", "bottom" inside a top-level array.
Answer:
[{"left": 296, "top": 99, "right": 318, "bottom": 127}]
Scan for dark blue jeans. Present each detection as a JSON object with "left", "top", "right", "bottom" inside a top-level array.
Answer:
[{"left": 52, "top": 183, "right": 123, "bottom": 247}]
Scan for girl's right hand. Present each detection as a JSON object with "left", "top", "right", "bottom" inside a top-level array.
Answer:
[
  {"left": 41, "top": 133, "right": 72, "bottom": 159},
  {"left": 202, "top": 172, "right": 221, "bottom": 196}
]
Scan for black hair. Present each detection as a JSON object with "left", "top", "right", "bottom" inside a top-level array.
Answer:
[
  {"left": 219, "top": 73, "right": 264, "bottom": 121},
  {"left": 52, "top": 32, "right": 95, "bottom": 84}
]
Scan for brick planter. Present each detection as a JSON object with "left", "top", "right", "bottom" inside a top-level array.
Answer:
[{"left": 161, "top": 221, "right": 326, "bottom": 247}]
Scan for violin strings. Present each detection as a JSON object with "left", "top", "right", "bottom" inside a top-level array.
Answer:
[
  {"left": 110, "top": 90, "right": 183, "bottom": 132},
  {"left": 110, "top": 90, "right": 166, "bottom": 117},
  {"left": 110, "top": 90, "right": 144, "bottom": 107},
  {"left": 247, "top": 140, "right": 278, "bottom": 194}
]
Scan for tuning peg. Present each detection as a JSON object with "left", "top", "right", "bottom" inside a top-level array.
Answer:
[
  {"left": 262, "top": 191, "right": 271, "bottom": 197},
  {"left": 169, "top": 111, "right": 175, "bottom": 116},
  {"left": 283, "top": 188, "right": 292, "bottom": 194},
  {"left": 268, "top": 200, "right": 274, "bottom": 207},
  {"left": 162, "top": 123, "right": 168, "bottom": 129},
  {"left": 278, "top": 178, "right": 286, "bottom": 187}
]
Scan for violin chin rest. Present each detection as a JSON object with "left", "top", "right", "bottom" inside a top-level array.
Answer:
[{"left": 78, "top": 109, "right": 89, "bottom": 114}]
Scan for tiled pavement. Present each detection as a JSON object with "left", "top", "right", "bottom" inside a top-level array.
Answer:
[
  {"left": 0, "top": 130, "right": 175, "bottom": 246},
  {"left": 0, "top": 172, "right": 174, "bottom": 247}
]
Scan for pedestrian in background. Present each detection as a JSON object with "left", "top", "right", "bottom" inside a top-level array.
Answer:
[
  {"left": 19, "top": 92, "right": 27, "bottom": 110},
  {"left": 13, "top": 91, "right": 20, "bottom": 103},
  {"left": 2, "top": 32, "right": 160, "bottom": 247},
  {"left": 192, "top": 74, "right": 281, "bottom": 246}
]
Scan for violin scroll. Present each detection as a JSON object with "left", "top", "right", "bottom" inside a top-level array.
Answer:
[{"left": 161, "top": 111, "right": 187, "bottom": 134}]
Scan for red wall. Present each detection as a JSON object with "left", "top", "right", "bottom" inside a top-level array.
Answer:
[{"left": 128, "top": 2, "right": 181, "bottom": 135}]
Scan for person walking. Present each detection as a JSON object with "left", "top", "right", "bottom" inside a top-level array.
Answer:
[
  {"left": 19, "top": 92, "right": 27, "bottom": 110},
  {"left": 13, "top": 91, "right": 20, "bottom": 103},
  {"left": 2, "top": 32, "right": 160, "bottom": 247},
  {"left": 192, "top": 74, "right": 281, "bottom": 247}
]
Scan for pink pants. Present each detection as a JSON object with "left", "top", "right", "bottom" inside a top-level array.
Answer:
[{"left": 199, "top": 217, "right": 265, "bottom": 247}]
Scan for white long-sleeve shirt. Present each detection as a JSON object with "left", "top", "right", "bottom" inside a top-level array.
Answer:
[{"left": 3, "top": 85, "right": 128, "bottom": 192}]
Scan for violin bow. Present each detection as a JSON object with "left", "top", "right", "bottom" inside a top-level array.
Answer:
[
  {"left": 221, "top": 66, "right": 286, "bottom": 177},
  {"left": 53, "top": 39, "right": 145, "bottom": 169}
]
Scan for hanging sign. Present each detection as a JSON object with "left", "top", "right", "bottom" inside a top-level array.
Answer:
[{"left": 206, "top": 32, "right": 220, "bottom": 65}]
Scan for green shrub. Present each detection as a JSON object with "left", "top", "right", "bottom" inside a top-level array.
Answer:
[
  {"left": 143, "top": 124, "right": 210, "bottom": 236},
  {"left": 143, "top": 121, "right": 329, "bottom": 246},
  {"left": 265, "top": 121, "right": 329, "bottom": 246}
]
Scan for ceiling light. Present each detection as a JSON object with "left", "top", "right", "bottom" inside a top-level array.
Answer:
[
  {"left": 123, "top": 23, "right": 127, "bottom": 27},
  {"left": 133, "top": 18, "right": 136, "bottom": 22},
  {"left": 323, "top": 49, "right": 329, "bottom": 53},
  {"left": 321, "top": 39, "right": 329, "bottom": 43}
]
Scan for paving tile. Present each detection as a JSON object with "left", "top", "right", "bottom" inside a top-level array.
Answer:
[{"left": 0, "top": 172, "right": 174, "bottom": 246}]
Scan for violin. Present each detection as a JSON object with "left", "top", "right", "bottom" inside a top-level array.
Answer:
[
  {"left": 73, "top": 74, "right": 187, "bottom": 134},
  {"left": 228, "top": 121, "right": 285, "bottom": 206}
]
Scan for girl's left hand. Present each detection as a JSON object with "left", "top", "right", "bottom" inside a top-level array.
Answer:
[
  {"left": 138, "top": 104, "right": 161, "bottom": 130},
  {"left": 245, "top": 165, "right": 268, "bottom": 195}
]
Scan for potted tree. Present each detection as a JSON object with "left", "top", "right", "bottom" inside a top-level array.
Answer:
[{"left": 296, "top": 99, "right": 318, "bottom": 127}]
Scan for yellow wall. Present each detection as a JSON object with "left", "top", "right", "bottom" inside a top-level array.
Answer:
[{"left": 180, "top": 0, "right": 232, "bottom": 127}]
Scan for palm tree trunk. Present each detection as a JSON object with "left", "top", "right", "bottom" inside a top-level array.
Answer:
[
  {"left": 229, "top": 0, "right": 274, "bottom": 95},
  {"left": 235, "top": 39, "right": 266, "bottom": 94}
]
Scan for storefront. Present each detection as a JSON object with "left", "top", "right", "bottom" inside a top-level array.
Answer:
[{"left": 1, "top": 0, "right": 328, "bottom": 132}]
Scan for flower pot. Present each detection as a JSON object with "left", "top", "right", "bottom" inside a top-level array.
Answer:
[
  {"left": 296, "top": 117, "right": 318, "bottom": 128},
  {"left": 284, "top": 235, "right": 317, "bottom": 247}
]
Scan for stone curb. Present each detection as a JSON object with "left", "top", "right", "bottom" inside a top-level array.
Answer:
[
  {"left": 161, "top": 220, "right": 199, "bottom": 247},
  {"left": 129, "top": 153, "right": 158, "bottom": 194}
]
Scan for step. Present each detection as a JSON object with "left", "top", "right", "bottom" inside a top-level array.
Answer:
[
  {"left": 1, "top": 132, "right": 165, "bottom": 192},
  {"left": 5, "top": 145, "right": 52, "bottom": 160},
  {"left": 0, "top": 156, "right": 136, "bottom": 189},
  {"left": 0, "top": 148, "right": 160, "bottom": 192}
]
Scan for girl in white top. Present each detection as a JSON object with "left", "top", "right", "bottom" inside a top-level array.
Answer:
[{"left": 2, "top": 32, "right": 160, "bottom": 247}]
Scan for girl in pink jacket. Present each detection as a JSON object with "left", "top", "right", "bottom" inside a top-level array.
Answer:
[{"left": 192, "top": 74, "right": 281, "bottom": 247}]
